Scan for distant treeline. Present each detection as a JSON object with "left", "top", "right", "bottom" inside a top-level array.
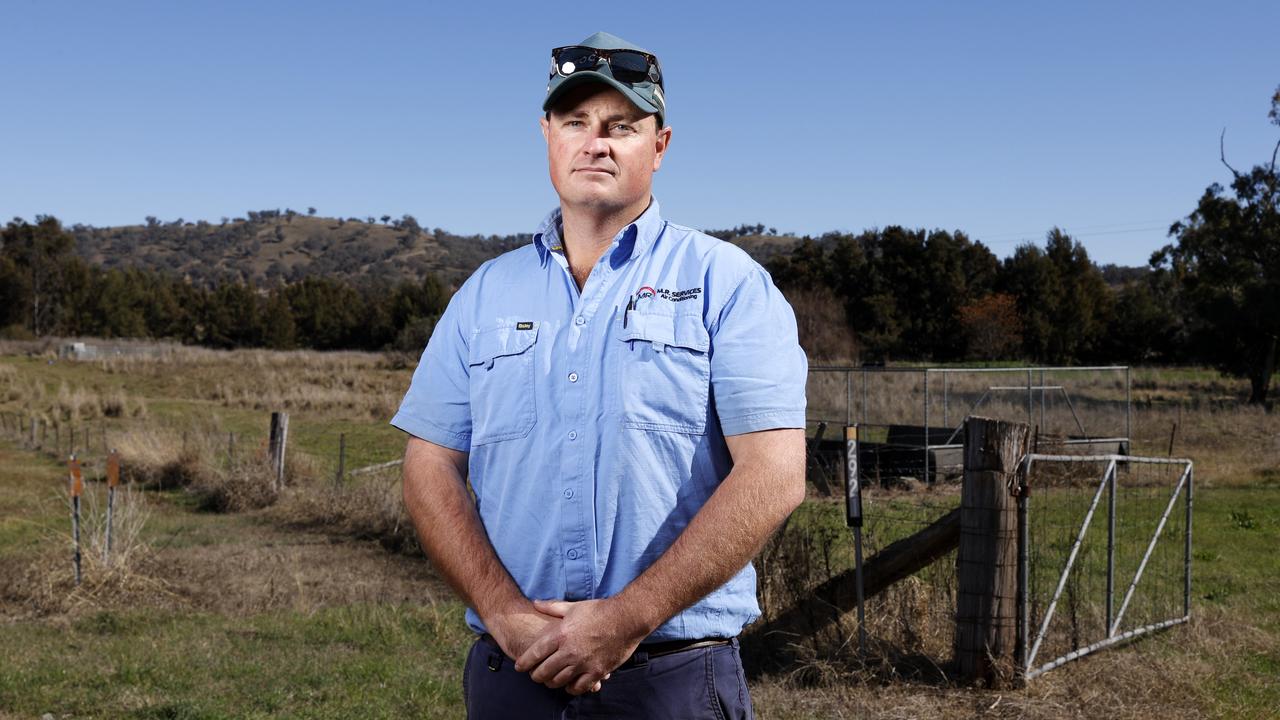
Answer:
[
  {"left": 766, "top": 226, "right": 1158, "bottom": 366},
  {"left": 1, "top": 215, "right": 448, "bottom": 353}
]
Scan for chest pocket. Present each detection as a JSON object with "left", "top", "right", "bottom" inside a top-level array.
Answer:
[
  {"left": 616, "top": 310, "right": 711, "bottom": 435},
  {"left": 467, "top": 323, "right": 539, "bottom": 445}
]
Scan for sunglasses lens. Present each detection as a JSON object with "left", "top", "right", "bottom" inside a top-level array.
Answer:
[
  {"left": 555, "top": 47, "right": 598, "bottom": 75},
  {"left": 607, "top": 51, "right": 651, "bottom": 83}
]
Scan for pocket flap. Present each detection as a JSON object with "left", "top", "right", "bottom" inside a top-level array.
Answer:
[
  {"left": 618, "top": 312, "right": 709, "bottom": 353},
  {"left": 468, "top": 323, "right": 539, "bottom": 366}
]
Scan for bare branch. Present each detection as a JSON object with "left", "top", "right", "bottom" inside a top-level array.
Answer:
[
  {"left": 1220, "top": 128, "right": 1242, "bottom": 178},
  {"left": 1270, "top": 137, "right": 1280, "bottom": 177}
]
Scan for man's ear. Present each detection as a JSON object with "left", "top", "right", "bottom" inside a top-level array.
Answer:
[
  {"left": 652, "top": 125, "right": 672, "bottom": 172},
  {"left": 540, "top": 115, "right": 550, "bottom": 144}
]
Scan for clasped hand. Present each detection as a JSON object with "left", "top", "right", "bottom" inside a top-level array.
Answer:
[{"left": 497, "top": 597, "right": 648, "bottom": 696}]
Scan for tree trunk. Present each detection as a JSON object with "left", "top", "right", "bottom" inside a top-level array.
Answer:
[{"left": 1248, "top": 335, "right": 1277, "bottom": 406}]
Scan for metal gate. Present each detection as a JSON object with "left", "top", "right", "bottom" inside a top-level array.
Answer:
[{"left": 1019, "top": 454, "right": 1193, "bottom": 679}]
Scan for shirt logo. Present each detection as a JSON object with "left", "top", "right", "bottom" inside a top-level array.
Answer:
[
  {"left": 636, "top": 286, "right": 703, "bottom": 303},
  {"left": 516, "top": 321, "right": 533, "bottom": 330}
]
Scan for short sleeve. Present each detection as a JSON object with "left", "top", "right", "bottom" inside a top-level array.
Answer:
[
  {"left": 709, "top": 267, "right": 808, "bottom": 436},
  {"left": 389, "top": 290, "right": 473, "bottom": 451}
]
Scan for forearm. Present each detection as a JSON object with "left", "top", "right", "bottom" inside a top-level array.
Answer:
[
  {"left": 401, "top": 437, "right": 526, "bottom": 622},
  {"left": 613, "top": 428, "right": 807, "bottom": 636}
]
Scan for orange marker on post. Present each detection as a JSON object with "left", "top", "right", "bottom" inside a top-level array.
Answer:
[
  {"left": 106, "top": 450, "right": 120, "bottom": 488},
  {"left": 69, "top": 456, "right": 83, "bottom": 498}
]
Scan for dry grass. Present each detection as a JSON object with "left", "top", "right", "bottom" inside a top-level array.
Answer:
[
  {"left": 107, "top": 425, "right": 287, "bottom": 512},
  {"left": 750, "top": 603, "right": 1268, "bottom": 719},
  {"left": 269, "top": 466, "right": 419, "bottom": 555},
  {"left": 1, "top": 483, "right": 172, "bottom": 619},
  {"left": 91, "top": 345, "right": 407, "bottom": 420}
]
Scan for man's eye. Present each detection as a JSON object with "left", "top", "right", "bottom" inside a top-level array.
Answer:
[{"left": 612, "top": 124, "right": 634, "bottom": 133}]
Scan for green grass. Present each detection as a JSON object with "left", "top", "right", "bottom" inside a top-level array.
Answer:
[
  {"left": 0, "top": 446, "right": 71, "bottom": 554},
  {"left": 0, "top": 604, "right": 472, "bottom": 719}
]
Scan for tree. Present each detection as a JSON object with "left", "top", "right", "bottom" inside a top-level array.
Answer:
[
  {"left": 999, "top": 229, "right": 1112, "bottom": 364},
  {"left": 307, "top": 207, "right": 317, "bottom": 216},
  {"left": 1155, "top": 102, "right": 1280, "bottom": 404},
  {"left": 260, "top": 289, "right": 297, "bottom": 349},
  {"left": 958, "top": 293, "right": 1023, "bottom": 360},
  {"left": 1103, "top": 274, "right": 1182, "bottom": 364},
  {"left": 0, "top": 216, "right": 77, "bottom": 335}
]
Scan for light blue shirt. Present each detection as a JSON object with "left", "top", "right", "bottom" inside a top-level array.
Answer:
[{"left": 391, "top": 199, "right": 807, "bottom": 641}]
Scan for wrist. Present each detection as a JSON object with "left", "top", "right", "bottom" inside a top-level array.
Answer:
[
  {"left": 479, "top": 593, "right": 533, "bottom": 632},
  {"left": 605, "top": 591, "right": 665, "bottom": 642}
]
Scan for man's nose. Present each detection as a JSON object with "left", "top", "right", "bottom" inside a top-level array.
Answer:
[{"left": 582, "top": 133, "right": 610, "bottom": 157}]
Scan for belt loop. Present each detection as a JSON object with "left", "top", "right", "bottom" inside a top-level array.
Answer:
[
  {"left": 487, "top": 649, "right": 503, "bottom": 672},
  {"left": 632, "top": 649, "right": 650, "bottom": 668}
]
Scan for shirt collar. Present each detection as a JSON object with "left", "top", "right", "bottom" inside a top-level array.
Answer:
[{"left": 532, "top": 198, "right": 666, "bottom": 267}]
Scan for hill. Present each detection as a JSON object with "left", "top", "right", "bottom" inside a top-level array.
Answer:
[
  {"left": 68, "top": 211, "right": 527, "bottom": 288},
  {"left": 66, "top": 211, "right": 802, "bottom": 288}
]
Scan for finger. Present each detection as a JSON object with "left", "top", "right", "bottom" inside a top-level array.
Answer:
[
  {"left": 567, "top": 672, "right": 602, "bottom": 697},
  {"left": 514, "top": 630, "right": 559, "bottom": 673},
  {"left": 532, "top": 599, "right": 572, "bottom": 617},
  {"left": 528, "top": 651, "right": 572, "bottom": 686},
  {"left": 546, "top": 664, "right": 578, "bottom": 690},
  {"left": 591, "top": 681, "right": 603, "bottom": 693}
]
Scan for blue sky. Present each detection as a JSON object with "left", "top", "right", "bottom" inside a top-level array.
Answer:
[{"left": 2, "top": 0, "right": 1277, "bottom": 267}]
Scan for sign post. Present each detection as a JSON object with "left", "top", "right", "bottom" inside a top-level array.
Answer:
[{"left": 845, "top": 425, "right": 867, "bottom": 655}]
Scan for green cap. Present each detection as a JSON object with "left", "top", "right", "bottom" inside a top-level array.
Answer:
[{"left": 543, "top": 31, "right": 665, "bottom": 126}]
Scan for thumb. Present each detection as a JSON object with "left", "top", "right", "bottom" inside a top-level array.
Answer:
[{"left": 532, "top": 598, "right": 572, "bottom": 617}]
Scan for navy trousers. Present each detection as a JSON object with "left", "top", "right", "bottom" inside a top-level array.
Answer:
[{"left": 462, "top": 634, "right": 755, "bottom": 719}]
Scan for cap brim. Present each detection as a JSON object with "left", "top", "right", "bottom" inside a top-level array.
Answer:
[{"left": 543, "top": 71, "right": 662, "bottom": 117}]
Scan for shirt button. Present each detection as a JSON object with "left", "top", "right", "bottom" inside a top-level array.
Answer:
[
  {"left": 567, "top": 372, "right": 579, "bottom": 383},
  {"left": 567, "top": 430, "right": 577, "bottom": 440},
  {"left": 567, "top": 549, "right": 579, "bottom": 560},
  {"left": 563, "top": 488, "right": 574, "bottom": 499},
  {"left": 574, "top": 315, "right": 586, "bottom": 326}
]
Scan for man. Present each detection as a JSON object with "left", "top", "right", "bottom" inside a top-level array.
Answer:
[{"left": 392, "top": 31, "right": 807, "bottom": 718}]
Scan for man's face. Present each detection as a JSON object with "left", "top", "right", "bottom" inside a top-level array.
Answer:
[{"left": 540, "top": 84, "right": 671, "bottom": 215}]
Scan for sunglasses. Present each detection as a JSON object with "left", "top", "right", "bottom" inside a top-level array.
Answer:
[{"left": 549, "top": 45, "right": 663, "bottom": 87}]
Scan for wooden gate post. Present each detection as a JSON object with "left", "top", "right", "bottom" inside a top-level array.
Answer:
[{"left": 955, "top": 415, "right": 1029, "bottom": 686}]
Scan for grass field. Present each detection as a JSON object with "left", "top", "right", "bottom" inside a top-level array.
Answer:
[{"left": 1, "top": 347, "right": 1277, "bottom": 718}]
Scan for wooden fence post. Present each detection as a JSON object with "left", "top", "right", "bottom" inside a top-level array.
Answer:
[
  {"left": 955, "top": 416, "right": 1029, "bottom": 686},
  {"left": 269, "top": 412, "right": 289, "bottom": 491},
  {"left": 335, "top": 433, "right": 346, "bottom": 486}
]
